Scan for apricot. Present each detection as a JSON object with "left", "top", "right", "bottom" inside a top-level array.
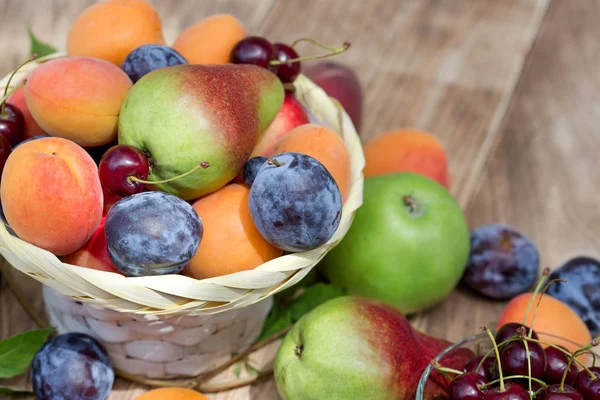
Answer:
[
  {"left": 0, "top": 137, "right": 103, "bottom": 256},
  {"left": 269, "top": 123, "right": 351, "bottom": 203},
  {"left": 497, "top": 293, "right": 592, "bottom": 355},
  {"left": 135, "top": 388, "right": 208, "bottom": 400},
  {"left": 25, "top": 56, "right": 132, "bottom": 147},
  {"left": 67, "top": 0, "right": 165, "bottom": 66},
  {"left": 363, "top": 129, "right": 449, "bottom": 188},
  {"left": 173, "top": 14, "right": 246, "bottom": 64},
  {"left": 7, "top": 85, "right": 45, "bottom": 139},
  {"left": 185, "top": 184, "right": 282, "bottom": 279}
]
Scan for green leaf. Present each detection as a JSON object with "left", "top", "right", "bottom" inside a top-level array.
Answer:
[
  {"left": 244, "top": 359, "right": 259, "bottom": 376},
  {"left": 257, "top": 304, "right": 291, "bottom": 341},
  {"left": 233, "top": 361, "right": 242, "bottom": 379},
  {"left": 288, "top": 283, "right": 344, "bottom": 322},
  {"left": 27, "top": 26, "right": 57, "bottom": 58},
  {"left": 0, "top": 386, "right": 33, "bottom": 395},
  {"left": 0, "top": 328, "right": 54, "bottom": 378}
]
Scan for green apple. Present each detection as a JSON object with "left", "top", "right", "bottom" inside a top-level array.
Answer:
[{"left": 319, "top": 172, "right": 469, "bottom": 314}]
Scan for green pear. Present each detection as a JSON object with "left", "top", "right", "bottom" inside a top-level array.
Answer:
[
  {"left": 274, "top": 296, "right": 453, "bottom": 400},
  {"left": 118, "top": 64, "right": 284, "bottom": 200}
]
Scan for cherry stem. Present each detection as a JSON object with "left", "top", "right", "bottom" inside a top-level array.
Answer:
[
  {"left": 522, "top": 338, "right": 533, "bottom": 399},
  {"left": 270, "top": 39, "right": 351, "bottom": 66},
  {"left": 528, "top": 277, "right": 565, "bottom": 337},
  {"left": 522, "top": 268, "right": 550, "bottom": 327},
  {"left": 431, "top": 361, "right": 464, "bottom": 377},
  {"left": 0, "top": 82, "right": 26, "bottom": 112},
  {"left": 561, "top": 353, "right": 575, "bottom": 392},
  {"left": 1, "top": 54, "right": 36, "bottom": 117},
  {"left": 524, "top": 336, "right": 596, "bottom": 379},
  {"left": 130, "top": 162, "right": 211, "bottom": 185},
  {"left": 483, "top": 326, "right": 505, "bottom": 392},
  {"left": 483, "top": 375, "right": 548, "bottom": 389},
  {"left": 476, "top": 336, "right": 521, "bottom": 372},
  {"left": 267, "top": 157, "right": 283, "bottom": 167}
]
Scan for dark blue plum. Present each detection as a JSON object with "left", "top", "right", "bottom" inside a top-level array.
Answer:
[
  {"left": 461, "top": 224, "right": 539, "bottom": 300},
  {"left": 249, "top": 152, "right": 342, "bottom": 252},
  {"left": 122, "top": 44, "right": 188, "bottom": 83},
  {"left": 546, "top": 256, "right": 600, "bottom": 335},
  {"left": 31, "top": 332, "right": 114, "bottom": 400},
  {"left": 242, "top": 156, "right": 267, "bottom": 186},
  {"left": 105, "top": 191, "right": 203, "bottom": 276}
]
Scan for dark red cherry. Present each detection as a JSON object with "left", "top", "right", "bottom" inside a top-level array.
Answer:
[
  {"left": 0, "top": 104, "right": 24, "bottom": 147},
  {"left": 500, "top": 340, "right": 546, "bottom": 379},
  {"left": 450, "top": 372, "right": 488, "bottom": 400},
  {"left": 545, "top": 346, "right": 578, "bottom": 385},
  {"left": 465, "top": 355, "right": 497, "bottom": 380},
  {"left": 575, "top": 367, "right": 600, "bottom": 400},
  {"left": 0, "top": 134, "right": 11, "bottom": 178},
  {"left": 496, "top": 323, "right": 539, "bottom": 347},
  {"left": 538, "top": 384, "right": 584, "bottom": 400},
  {"left": 231, "top": 36, "right": 274, "bottom": 68},
  {"left": 271, "top": 43, "right": 301, "bottom": 83},
  {"left": 98, "top": 145, "right": 149, "bottom": 197},
  {"left": 483, "top": 382, "right": 530, "bottom": 400}
]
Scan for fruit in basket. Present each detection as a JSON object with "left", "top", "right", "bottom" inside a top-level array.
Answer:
[
  {"left": 242, "top": 156, "right": 267, "bottom": 186},
  {"left": 25, "top": 56, "right": 133, "bottom": 147},
  {"left": 449, "top": 372, "right": 488, "bottom": 400},
  {"left": 185, "top": 184, "right": 282, "bottom": 279},
  {"left": 500, "top": 340, "right": 547, "bottom": 379},
  {"left": 546, "top": 256, "right": 600, "bottom": 335},
  {"left": 98, "top": 144, "right": 149, "bottom": 196},
  {"left": 320, "top": 172, "right": 469, "bottom": 314},
  {"left": 231, "top": 36, "right": 274, "bottom": 68},
  {"left": 118, "top": 63, "right": 284, "bottom": 200},
  {"left": 269, "top": 123, "right": 351, "bottom": 203},
  {"left": 249, "top": 152, "right": 342, "bottom": 252},
  {"left": 541, "top": 385, "right": 585, "bottom": 400},
  {"left": 62, "top": 217, "right": 121, "bottom": 274},
  {"left": 31, "top": 332, "right": 114, "bottom": 400},
  {"left": 105, "top": 191, "right": 203, "bottom": 276},
  {"left": 461, "top": 224, "right": 540, "bottom": 300},
  {"left": 497, "top": 293, "right": 592, "bottom": 354},
  {"left": 67, "top": 0, "right": 165, "bottom": 66},
  {"left": 575, "top": 367, "right": 600, "bottom": 400},
  {"left": 544, "top": 346, "right": 578, "bottom": 385},
  {"left": 0, "top": 103, "right": 25, "bottom": 147},
  {"left": 271, "top": 43, "right": 302, "bottom": 83},
  {"left": 7, "top": 85, "right": 45, "bottom": 139},
  {"left": 363, "top": 129, "right": 449, "bottom": 188},
  {"left": 274, "top": 296, "right": 452, "bottom": 400},
  {"left": 304, "top": 61, "right": 363, "bottom": 133},
  {"left": 122, "top": 44, "right": 188, "bottom": 83},
  {"left": 1, "top": 137, "right": 103, "bottom": 255},
  {"left": 173, "top": 14, "right": 246, "bottom": 65},
  {"left": 0, "top": 135, "right": 11, "bottom": 176},
  {"left": 250, "top": 93, "right": 310, "bottom": 157},
  {"left": 464, "top": 355, "right": 497, "bottom": 380},
  {"left": 135, "top": 388, "right": 209, "bottom": 399}
]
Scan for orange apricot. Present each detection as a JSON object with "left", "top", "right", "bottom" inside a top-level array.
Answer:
[
  {"left": 67, "top": 0, "right": 165, "bottom": 66},
  {"left": 185, "top": 184, "right": 283, "bottom": 279},
  {"left": 363, "top": 129, "right": 449, "bottom": 188},
  {"left": 497, "top": 293, "right": 592, "bottom": 355},
  {"left": 173, "top": 14, "right": 246, "bottom": 64},
  {"left": 135, "top": 388, "right": 209, "bottom": 400},
  {"left": 269, "top": 123, "right": 352, "bottom": 204}
]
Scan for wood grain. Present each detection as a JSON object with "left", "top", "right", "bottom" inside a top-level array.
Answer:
[{"left": 0, "top": 0, "right": 557, "bottom": 399}]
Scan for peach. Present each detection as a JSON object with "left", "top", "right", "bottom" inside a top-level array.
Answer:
[
  {"left": 363, "top": 129, "right": 449, "bottom": 188},
  {"left": 497, "top": 293, "right": 592, "bottom": 355},
  {"left": 135, "top": 388, "right": 209, "bottom": 400},
  {"left": 25, "top": 56, "right": 132, "bottom": 147},
  {"left": 269, "top": 123, "right": 352, "bottom": 203},
  {"left": 61, "top": 217, "right": 122, "bottom": 274},
  {"left": 0, "top": 137, "right": 103, "bottom": 256},
  {"left": 7, "top": 85, "right": 46, "bottom": 139},
  {"left": 67, "top": 0, "right": 165, "bottom": 66},
  {"left": 185, "top": 184, "right": 283, "bottom": 279},
  {"left": 173, "top": 14, "right": 246, "bottom": 64}
]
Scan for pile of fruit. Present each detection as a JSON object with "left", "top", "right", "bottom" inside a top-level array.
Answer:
[{"left": 0, "top": 0, "right": 356, "bottom": 280}]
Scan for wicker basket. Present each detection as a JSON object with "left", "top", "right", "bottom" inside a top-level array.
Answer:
[{"left": 0, "top": 53, "right": 365, "bottom": 378}]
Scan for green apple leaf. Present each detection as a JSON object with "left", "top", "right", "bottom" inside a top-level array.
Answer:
[
  {"left": 288, "top": 283, "right": 344, "bottom": 322},
  {"left": 0, "top": 328, "right": 54, "bottom": 378},
  {"left": 257, "top": 304, "right": 291, "bottom": 341},
  {"left": 0, "top": 385, "right": 33, "bottom": 395},
  {"left": 27, "top": 26, "right": 57, "bottom": 58}
]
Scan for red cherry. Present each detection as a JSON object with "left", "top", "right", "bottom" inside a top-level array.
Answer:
[
  {"left": 231, "top": 36, "right": 274, "bottom": 68},
  {"left": 544, "top": 346, "right": 579, "bottom": 385},
  {"left": 575, "top": 367, "right": 600, "bottom": 400},
  {"left": 538, "top": 384, "right": 584, "bottom": 400},
  {"left": 0, "top": 134, "right": 11, "bottom": 177},
  {"left": 271, "top": 43, "right": 301, "bottom": 83},
  {"left": 98, "top": 145, "right": 149, "bottom": 197},
  {"left": 0, "top": 104, "right": 24, "bottom": 147},
  {"left": 450, "top": 372, "right": 488, "bottom": 400},
  {"left": 483, "top": 382, "right": 530, "bottom": 400}
]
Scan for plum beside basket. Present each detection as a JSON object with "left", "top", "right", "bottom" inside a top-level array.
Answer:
[{"left": 0, "top": 53, "right": 365, "bottom": 379}]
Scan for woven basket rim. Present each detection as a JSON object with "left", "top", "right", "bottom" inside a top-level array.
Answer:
[{"left": 0, "top": 53, "right": 365, "bottom": 315}]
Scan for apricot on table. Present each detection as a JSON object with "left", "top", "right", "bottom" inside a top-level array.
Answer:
[
  {"left": 67, "top": 0, "right": 165, "bottom": 66},
  {"left": 363, "top": 129, "right": 449, "bottom": 188},
  {"left": 135, "top": 388, "right": 209, "bottom": 400},
  {"left": 7, "top": 85, "right": 45, "bottom": 139},
  {"left": 173, "top": 14, "right": 246, "bottom": 64},
  {"left": 269, "top": 123, "right": 352, "bottom": 204},
  {"left": 0, "top": 137, "right": 103, "bottom": 256},
  {"left": 185, "top": 183, "right": 282, "bottom": 279},
  {"left": 25, "top": 56, "right": 132, "bottom": 147}
]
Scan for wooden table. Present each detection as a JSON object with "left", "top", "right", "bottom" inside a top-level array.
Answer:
[{"left": 1, "top": 0, "right": 597, "bottom": 398}]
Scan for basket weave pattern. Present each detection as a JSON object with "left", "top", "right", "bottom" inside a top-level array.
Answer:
[{"left": 0, "top": 53, "right": 365, "bottom": 317}]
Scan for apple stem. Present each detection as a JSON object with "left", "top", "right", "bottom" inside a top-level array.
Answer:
[
  {"left": 267, "top": 157, "right": 283, "bottom": 167},
  {"left": 129, "top": 162, "right": 211, "bottom": 185},
  {"left": 1, "top": 54, "right": 37, "bottom": 117},
  {"left": 527, "top": 277, "right": 566, "bottom": 337},
  {"left": 483, "top": 326, "right": 506, "bottom": 392},
  {"left": 483, "top": 375, "right": 548, "bottom": 389},
  {"left": 522, "top": 268, "right": 550, "bottom": 327},
  {"left": 270, "top": 39, "right": 351, "bottom": 66}
]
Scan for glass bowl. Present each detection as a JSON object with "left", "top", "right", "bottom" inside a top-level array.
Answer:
[{"left": 416, "top": 331, "right": 600, "bottom": 400}]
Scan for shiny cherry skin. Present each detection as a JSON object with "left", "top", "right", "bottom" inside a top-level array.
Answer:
[
  {"left": 545, "top": 346, "right": 578, "bottom": 385},
  {"left": 496, "top": 323, "right": 540, "bottom": 347},
  {"left": 231, "top": 36, "right": 274, "bottom": 68},
  {"left": 0, "top": 134, "right": 11, "bottom": 177},
  {"left": 0, "top": 104, "right": 24, "bottom": 147},
  {"left": 271, "top": 43, "right": 301, "bottom": 83},
  {"left": 575, "top": 367, "right": 600, "bottom": 400},
  {"left": 483, "top": 382, "right": 530, "bottom": 400},
  {"left": 450, "top": 372, "right": 488, "bottom": 400},
  {"left": 538, "top": 384, "right": 585, "bottom": 400},
  {"left": 465, "top": 355, "right": 497, "bottom": 380},
  {"left": 98, "top": 144, "right": 149, "bottom": 197},
  {"left": 501, "top": 340, "right": 547, "bottom": 379}
]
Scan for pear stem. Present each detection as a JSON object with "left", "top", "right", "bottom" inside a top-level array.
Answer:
[
  {"left": 483, "top": 326, "right": 505, "bottom": 392},
  {"left": 1, "top": 54, "right": 37, "bottom": 117},
  {"left": 130, "top": 162, "right": 211, "bottom": 185},
  {"left": 522, "top": 268, "right": 550, "bottom": 327},
  {"left": 270, "top": 39, "right": 351, "bottom": 66}
]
